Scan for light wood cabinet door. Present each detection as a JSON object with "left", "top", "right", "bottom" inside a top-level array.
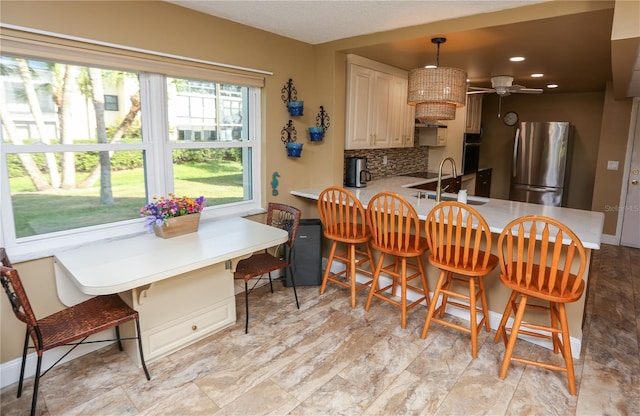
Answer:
[
  {"left": 465, "top": 94, "right": 483, "bottom": 134},
  {"left": 346, "top": 64, "right": 375, "bottom": 149},
  {"left": 370, "top": 71, "right": 393, "bottom": 148}
]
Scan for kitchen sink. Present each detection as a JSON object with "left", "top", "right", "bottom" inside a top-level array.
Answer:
[{"left": 413, "top": 192, "right": 489, "bottom": 206}]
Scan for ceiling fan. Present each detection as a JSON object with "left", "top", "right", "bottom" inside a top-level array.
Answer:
[
  {"left": 468, "top": 75, "right": 543, "bottom": 118},
  {"left": 467, "top": 75, "right": 543, "bottom": 96}
]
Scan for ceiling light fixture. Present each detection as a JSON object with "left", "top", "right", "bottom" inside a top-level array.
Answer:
[
  {"left": 510, "top": 56, "right": 525, "bottom": 62},
  {"left": 531, "top": 73, "right": 544, "bottom": 78},
  {"left": 408, "top": 37, "right": 467, "bottom": 121},
  {"left": 547, "top": 84, "right": 558, "bottom": 89}
]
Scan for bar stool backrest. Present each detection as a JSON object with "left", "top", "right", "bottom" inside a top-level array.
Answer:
[
  {"left": 425, "top": 201, "right": 494, "bottom": 272},
  {"left": 497, "top": 215, "right": 587, "bottom": 302},
  {"left": 366, "top": 192, "right": 422, "bottom": 255},
  {"left": 318, "top": 187, "right": 368, "bottom": 242}
]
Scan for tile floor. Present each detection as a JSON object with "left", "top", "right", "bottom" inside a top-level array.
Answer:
[{"left": 1, "top": 244, "right": 639, "bottom": 415}]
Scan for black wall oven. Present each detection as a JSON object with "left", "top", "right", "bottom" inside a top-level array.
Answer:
[{"left": 462, "top": 133, "right": 481, "bottom": 174}]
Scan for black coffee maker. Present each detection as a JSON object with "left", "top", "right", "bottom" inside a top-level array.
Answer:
[{"left": 345, "top": 157, "right": 372, "bottom": 188}]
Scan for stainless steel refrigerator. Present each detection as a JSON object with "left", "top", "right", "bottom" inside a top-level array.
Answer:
[{"left": 509, "top": 121, "right": 571, "bottom": 206}]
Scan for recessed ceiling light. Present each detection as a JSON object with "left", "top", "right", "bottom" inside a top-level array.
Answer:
[
  {"left": 424, "top": 65, "right": 437, "bottom": 69},
  {"left": 547, "top": 84, "right": 558, "bottom": 89},
  {"left": 510, "top": 56, "right": 525, "bottom": 62},
  {"left": 531, "top": 73, "right": 544, "bottom": 78}
]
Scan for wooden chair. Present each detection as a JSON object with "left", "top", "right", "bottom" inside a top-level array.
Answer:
[
  {"left": 494, "top": 215, "right": 587, "bottom": 395},
  {"left": 0, "top": 247, "right": 150, "bottom": 416},
  {"left": 317, "top": 186, "right": 374, "bottom": 308},
  {"left": 365, "top": 192, "right": 430, "bottom": 328},
  {"left": 421, "top": 201, "right": 498, "bottom": 358},
  {"left": 234, "top": 203, "right": 301, "bottom": 333}
]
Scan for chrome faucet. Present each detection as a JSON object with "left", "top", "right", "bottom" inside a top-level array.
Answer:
[{"left": 436, "top": 157, "right": 458, "bottom": 203}]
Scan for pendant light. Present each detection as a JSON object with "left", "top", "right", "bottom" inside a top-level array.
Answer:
[{"left": 408, "top": 37, "right": 467, "bottom": 121}]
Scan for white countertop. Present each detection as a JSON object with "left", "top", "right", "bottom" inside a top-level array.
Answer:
[
  {"left": 54, "top": 217, "right": 289, "bottom": 295},
  {"left": 291, "top": 176, "right": 604, "bottom": 249}
]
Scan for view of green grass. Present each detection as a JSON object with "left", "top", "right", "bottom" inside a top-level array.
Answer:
[{"left": 11, "top": 161, "right": 245, "bottom": 238}]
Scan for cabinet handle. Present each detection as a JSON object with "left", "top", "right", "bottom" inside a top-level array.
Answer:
[{"left": 192, "top": 325, "right": 198, "bottom": 331}]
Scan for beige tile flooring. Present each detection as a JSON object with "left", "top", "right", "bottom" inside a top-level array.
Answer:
[{"left": 2, "top": 244, "right": 639, "bottom": 415}]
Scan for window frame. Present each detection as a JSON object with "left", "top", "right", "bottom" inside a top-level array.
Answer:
[{"left": 0, "top": 30, "right": 265, "bottom": 262}]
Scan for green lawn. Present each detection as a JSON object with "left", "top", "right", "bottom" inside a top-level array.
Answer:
[{"left": 10, "top": 161, "right": 245, "bottom": 238}]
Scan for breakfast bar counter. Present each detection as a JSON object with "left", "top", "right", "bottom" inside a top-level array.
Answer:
[
  {"left": 291, "top": 177, "right": 604, "bottom": 357},
  {"left": 291, "top": 176, "right": 603, "bottom": 249}
]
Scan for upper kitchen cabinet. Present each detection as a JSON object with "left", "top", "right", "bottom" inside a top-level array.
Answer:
[
  {"left": 345, "top": 55, "right": 415, "bottom": 150},
  {"left": 465, "top": 94, "right": 483, "bottom": 134}
]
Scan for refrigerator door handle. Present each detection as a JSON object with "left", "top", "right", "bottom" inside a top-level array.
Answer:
[
  {"left": 512, "top": 127, "right": 520, "bottom": 178},
  {"left": 515, "top": 185, "right": 561, "bottom": 193}
]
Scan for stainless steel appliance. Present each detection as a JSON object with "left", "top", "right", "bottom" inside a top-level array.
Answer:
[
  {"left": 509, "top": 121, "right": 571, "bottom": 206},
  {"left": 345, "top": 156, "right": 371, "bottom": 188}
]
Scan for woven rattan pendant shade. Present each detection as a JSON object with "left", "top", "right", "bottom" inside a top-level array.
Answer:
[
  {"left": 408, "top": 38, "right": 467, "bottom": 121},
  {"left": 415, "top": 101, "right": 457, "bottom": 121}
]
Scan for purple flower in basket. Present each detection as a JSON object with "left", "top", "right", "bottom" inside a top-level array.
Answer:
[{"left": 140, "top": 194, "right": 205, "bottom": 232}]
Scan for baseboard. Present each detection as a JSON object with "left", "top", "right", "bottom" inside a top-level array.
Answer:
[
  {"left": 329, "top": 261, "right": 582, "bottom": 358},
  {"left": 600, "top": 234, "right": 618, "bottom": 245},
  {"left": 0, "top": 331, "right": 116, "bottom": 390}
]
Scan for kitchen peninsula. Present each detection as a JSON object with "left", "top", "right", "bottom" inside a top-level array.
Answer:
[{"left": 291, "top": 175, "right": 604, "bottom": 356}]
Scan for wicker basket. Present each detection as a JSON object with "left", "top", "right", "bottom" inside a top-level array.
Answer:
[{"left": 153, "top": 213, "right": 200, "bottom": 238}]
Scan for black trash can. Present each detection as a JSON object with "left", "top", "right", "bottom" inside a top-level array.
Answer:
[{"left": 285, "top": 219, "right": 323, "bottom": 286}]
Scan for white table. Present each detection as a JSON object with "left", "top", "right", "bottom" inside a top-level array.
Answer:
[{"left": 54, "top": 217, "right": 288, "bottom": 363}]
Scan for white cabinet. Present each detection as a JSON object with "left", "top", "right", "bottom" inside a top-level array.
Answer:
[
  {"left": 465, "top": 94, "right": 483, "bottom": 134},
  {"left": 417, "top": 124, "right": 448, "bottom": 147},
  {"left": 119, "top": 262, "right": 236, "bottom": 364},
  {"left": 345, "top": 55, "right": 415, "bottom": 149},
  {"left": 390, "top": 76, "right": 417, "bottom": 147}
]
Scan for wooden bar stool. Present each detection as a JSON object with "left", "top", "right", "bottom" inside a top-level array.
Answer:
[
  {"left": 495, "top": 215, "right": 587, "bottom": 395},
  {"left": 365, "top": 192, "right": 430, "bottom": 328},
  {"left": 317, "top": 186, "right": 374, "bottom": 308},
  {"left": 421, "top": 201, "right": 498, "bottom": 358}
]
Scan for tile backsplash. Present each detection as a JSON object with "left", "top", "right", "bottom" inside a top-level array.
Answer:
[{"left": 344, "top": 135, "right": 429, "bottom": 180}]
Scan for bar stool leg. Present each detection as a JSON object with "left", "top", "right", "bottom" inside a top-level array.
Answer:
[{"left": 499, "top": 294, "right": 528, "bottom": 379}]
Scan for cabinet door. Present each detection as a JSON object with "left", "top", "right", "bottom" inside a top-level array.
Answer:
[
  {"left": 403, "top": 104, "right": 416, "bottom": 147},
  {"left": 465, "top": 94, "right": 483, "bottom": 134},
  {"left": 475, "top": 168, "right": 492, "bottom": 197},
  {"left": 370, "top": 71, "right": 392, "bottom": 148},
  {"left": 345, "top": 65, "right": 375, "bottom": 149},
  {"left": 389, "top": 76, "right": 409, "bottom": 148}
]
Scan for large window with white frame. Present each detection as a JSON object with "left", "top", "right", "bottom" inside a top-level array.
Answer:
[{"left": 0, "top": 53, "right": 262, "bottom": 258}]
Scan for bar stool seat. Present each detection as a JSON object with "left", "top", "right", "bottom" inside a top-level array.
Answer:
[
  {"left": 365, "top": 192, "right": 430, "bottom": 328},
  {"left": 317, "top": 186, "right": 374, "bottom": 308},
  {"left": 421, "top": 201, "right": 498, "bottom": 358}
]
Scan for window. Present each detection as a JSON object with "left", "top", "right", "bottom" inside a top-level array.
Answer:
[
  {"left": 0, "top": 53, "right": 262, "bottom": 259},
  {"left": 104, "top": 94, "right": 119, "bottom": 111}
]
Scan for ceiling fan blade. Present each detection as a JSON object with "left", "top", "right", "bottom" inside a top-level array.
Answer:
[
  {"left": 513, "top": 88, "right": 543, "bottom": 94},
  {"left": 466, "top": 90, "right": 491, "bottom": 95}
]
